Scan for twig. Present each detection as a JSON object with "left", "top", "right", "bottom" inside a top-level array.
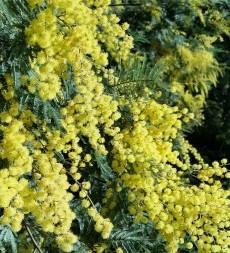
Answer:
[
  {"left": 67, "top": 171, "right": 97, "bottom": 209},
  {"left": 24, "top": 222, "right": 43, "bottom": 253}
]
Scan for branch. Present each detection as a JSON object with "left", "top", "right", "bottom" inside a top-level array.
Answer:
[{"left": 24, "top": 222, "right": 43, "bottom": 253}]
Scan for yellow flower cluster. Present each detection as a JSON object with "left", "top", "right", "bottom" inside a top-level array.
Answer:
[
  {"left": 177, "top": 46, "right": 220, "bottom": 95},
  {"left": 116, "top": 247, "right": 124, "bottom": 253},
  {"left": 60, "top": 74, "right": 121, "bottom": 156},
  {"left": 140, "top": 0, "right": 224, "bottom": 123},
  {"left": 25, "top": 0, "right": 132, "bottom": 100},
  {"left": 92, "top": 243, "right": 107, "bottom": 253},
  {"left": 197, "top": 161, "right": 228, "bottom": 182},
  {"left": 112, "top": 98, "right": 230, "bottom": 253},
  {"left": 26, "top": 151, "right": 77, "bottom": 252},
  {"left": 0, "top": 119, "right": 32, "bottom": 232},
  {"left": 88, "top": 207, "right": 113, "bottom": 239},
  {"left": 166, "top": 44, "right": 221, "bottom": 122},
  {"left": 112, "top": 98, "right": 184, "bottom": 174},
  {"left": 0, "top": 85, "right": 34, "bottom": 234},
  {"left": 0, "top": 89, "right": 77, "bottom": 252},
  {"left": 72, "top": 177, "right": 114, "bottom": 244}
]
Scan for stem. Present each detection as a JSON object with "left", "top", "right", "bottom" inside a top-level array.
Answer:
[
  {"left": 25, "top": 223, "right": 43, "bottom": 253},
  {"left": 67, "top": 171, "right": 97, "bottom": 209},
  {"left": 86, "top": 195, "right": 96, "bottom": 209}
]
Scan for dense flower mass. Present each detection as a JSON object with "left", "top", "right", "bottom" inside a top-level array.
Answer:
[
  {"left": 0, "top": 0, "right": 229, "bottom": 253},
  {"left": 25, "top": 0, "right": 132, "bottom": 100},
  {"left": 111, "top": 98, "right": 230, "bottom": 253}
]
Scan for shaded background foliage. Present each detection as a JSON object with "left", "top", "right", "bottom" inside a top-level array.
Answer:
[{"left": 188, "top": 35, "right": 230, "bottom": 161}]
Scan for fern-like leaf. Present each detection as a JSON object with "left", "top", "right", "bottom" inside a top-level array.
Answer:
[
  {"left": 110, "top": 55, "right": 164, "bottom": 98},
  {"left": 94, "top": 153, "right": 115, "bottom": 181},
  {"left": 0, "top": 225, "right": 17, "bottom": 253},
  {"left": 110, "top": 223, "right": 166, "bottom": 253}
]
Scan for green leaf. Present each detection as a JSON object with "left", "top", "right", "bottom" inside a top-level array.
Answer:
[
  {"left": 17, "top": 89, "right": 63, "bottom": 129},
  {"left": 0, "top": 225, "right": 17, "bottom": 253},
  {"left": 94, "top": 153, "right": 114, "bottom": 181},
  {"left": 72, "top": 241, "right": 90, "bottom": 253},
  {"left": 59, "top": 64, "right": 77, "bottom": 105},
  {"left": 70, "top": 200, "right": 93, "bottom": 235},
  {"left": 111, "top": 55, "right": 165, "bottom": 98},
  {"left": 12, "top": 65, "right": 21, "bottom": 90},
  {"left": 110, "top": 223, "right": 166, "bottom": 253}
]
